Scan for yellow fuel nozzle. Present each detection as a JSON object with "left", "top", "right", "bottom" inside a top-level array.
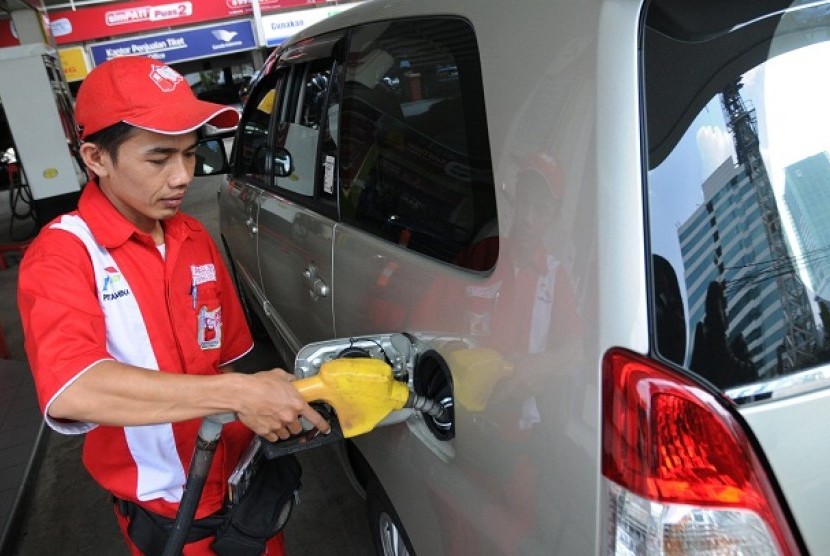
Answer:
[{"left": 293, "top": 357, "right": 411, "bottom": 438}]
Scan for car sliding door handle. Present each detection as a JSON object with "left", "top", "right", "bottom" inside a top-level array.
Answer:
[
  {"left": 302, "top": 264, "right": 329, "bottom": 299},
  {"left": 245, "top": 217, "right": 258, "bottom": 235}
]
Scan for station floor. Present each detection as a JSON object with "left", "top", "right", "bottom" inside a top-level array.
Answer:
[{"left": 0, "top": 169, "right": 374, "bottom": 555}]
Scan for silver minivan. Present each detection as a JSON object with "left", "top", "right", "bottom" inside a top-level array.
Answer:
[{"left": 215, "top": 0, "right": 830, "bottom": 553}]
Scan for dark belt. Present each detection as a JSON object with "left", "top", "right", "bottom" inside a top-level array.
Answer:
[{"left": 114, "top": 496, "right": 226, "bottom": 554}]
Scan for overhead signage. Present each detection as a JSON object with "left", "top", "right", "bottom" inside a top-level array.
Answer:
[
  {"left": 58, "top": 47, "right": 90, "bottom": 81},
  {"left": 261, "top": 3, "right": 361, "bottom": 47},
  {"left": 89, "top": 20, "right": 256, "bottom": 66},
  {"left": 49, "top": 0, "right": 332, "bottom": 45}
]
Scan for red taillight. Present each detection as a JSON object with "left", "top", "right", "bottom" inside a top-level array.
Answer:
[{"left": 601, "top": 348, "right": 801, "bottom": 555}]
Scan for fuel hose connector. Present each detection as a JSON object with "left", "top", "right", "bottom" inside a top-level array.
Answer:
[{"left": 405, "top": 392, "right": 446, "bottom": 420}]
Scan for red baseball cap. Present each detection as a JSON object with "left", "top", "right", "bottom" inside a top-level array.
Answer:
[{"left": 75, "top": 56, "right": 240, "bottom": 140}]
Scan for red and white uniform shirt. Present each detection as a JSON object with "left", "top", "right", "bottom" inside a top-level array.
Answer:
[{"left": 18, "top": 182, "right": 254, "bottom": 519}]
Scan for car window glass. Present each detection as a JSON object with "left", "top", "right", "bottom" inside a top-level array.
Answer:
[
  {"left": 273, "top": 58, "right": 334, "bottom": 197},
  {"left": 645, "top": 1, "right": 830, "bottom": 397},
  {"left": 233, "top": 70, "right": 281, "bottom": 182},
  {"left": 320, "top": 62, "right": 342, "bottom": 199},
  {"left": 338, "top": 17, "right": 498, "bottom": 271}
]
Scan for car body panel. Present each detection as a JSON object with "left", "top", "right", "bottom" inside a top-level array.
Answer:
[
  {"left": 219, "top": 176, "right": 261, "bottom": 301},
  {"left": 258, "top": 190, "right": 335, "bottom": 353},
  {"left": 323, "top": 0, "right": 619, "bottom": 552},
  {"left": 741, "top": 384, "right": 830, "bottom": 554},
  {"left": 218, "top": 0, "right": 830, "bottom": 553}
]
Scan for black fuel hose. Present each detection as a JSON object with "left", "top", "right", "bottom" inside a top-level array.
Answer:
[
  {"left": 162, "top": 435, "right": 218, "bottom": 556},
  {"left": 162, "top": 414, "right": 232, "bottom": 556}
]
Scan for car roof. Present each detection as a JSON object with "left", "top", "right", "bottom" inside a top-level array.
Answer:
[{"left": 275, "top": 0, "right": 796, "bottom": 171}]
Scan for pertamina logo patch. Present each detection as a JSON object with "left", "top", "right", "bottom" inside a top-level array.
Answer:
[
  {"left": 149, "top": 64, "right": 183, "bottom": 93},
  {"left": 102, "top": 266, "right": 131, "bottom": 301}
]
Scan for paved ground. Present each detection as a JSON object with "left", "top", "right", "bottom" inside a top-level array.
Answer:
[{"left": 0, "top": 164, "right": 374, "bottom": 555}]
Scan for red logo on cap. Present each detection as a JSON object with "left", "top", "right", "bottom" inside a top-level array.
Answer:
[{"left": 149, "top": 64, "right": 183, "bottom": 93}]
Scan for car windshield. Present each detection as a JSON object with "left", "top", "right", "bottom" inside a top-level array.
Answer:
[{"left": 644, "top": 0, "right": 830, "bottom": 401}]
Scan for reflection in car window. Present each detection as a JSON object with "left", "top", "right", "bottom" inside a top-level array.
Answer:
[
  {"left": 234, "top": 71, "right": 280, "bottom": 179},
  {"left": 338, "top": 18, "right": 497, "bottom": 271},
  {"left": 301, "top": 70, "right": 329, "bottom": 130},
  {"left": 274, "top": 58, "right": 334, "bottom": 197},
  {"left": 645, "top": 3, "right": 830, "bottom": 394}
]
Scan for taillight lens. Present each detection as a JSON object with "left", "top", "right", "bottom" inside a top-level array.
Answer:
[{"left": 601, "top": 348, "right": 802, "bottom": 555}]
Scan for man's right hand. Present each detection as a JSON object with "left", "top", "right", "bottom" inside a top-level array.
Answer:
[{"left": 234, "top": 369, "right": 331, "bottom": 442}]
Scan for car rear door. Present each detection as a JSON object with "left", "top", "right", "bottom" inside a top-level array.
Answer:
[
  {"left": 644, "top": 2, "right": 830, "bottom": 552},
  {"left": 221, "top": 69, "right": 286, "bottom": 316},
  {"left": 256, "top": 33, "right": 344, "bottom": 355}
]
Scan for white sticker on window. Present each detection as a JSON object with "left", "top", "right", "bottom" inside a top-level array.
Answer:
[{"left": 323, "top": 155, "right": 335, "bottom": 194}]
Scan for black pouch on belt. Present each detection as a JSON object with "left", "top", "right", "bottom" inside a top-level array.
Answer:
[{"left": 211, "top": 451, "right": 302, "bottom": 556}]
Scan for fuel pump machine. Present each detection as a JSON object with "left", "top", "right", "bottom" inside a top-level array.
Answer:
[{"left": 0, "top": 43, "right": 85, "bottom": 227}]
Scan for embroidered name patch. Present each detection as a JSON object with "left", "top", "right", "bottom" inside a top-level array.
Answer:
[{"left": 191, "top": 264, "right": 216, "bottom": 286}]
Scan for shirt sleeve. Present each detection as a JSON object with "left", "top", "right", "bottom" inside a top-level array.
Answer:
[
  {"left": 208, "top": 237, "right": 254, "bottom": 367},
  {"left": 17, "top": 230, "right": 110, "bottom": 432}
]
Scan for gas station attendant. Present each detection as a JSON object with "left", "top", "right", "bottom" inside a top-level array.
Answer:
[{"left": 17, "top": 55, "right": 328, "bottom": 555}]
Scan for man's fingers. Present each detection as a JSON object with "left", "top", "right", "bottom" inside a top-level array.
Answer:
[
  {"left": 287, "top": 420, "right": 303, "bottom": 436},
  {"left": 302, "top": 406, "right": 331, "bottom": 434},
  {"left": 270, "top": 367, "right": 295, "bottom": 381}
]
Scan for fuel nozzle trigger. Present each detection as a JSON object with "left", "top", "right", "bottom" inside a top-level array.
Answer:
[{"left": 260, "top": 403, "right": 344, "bottom": 459}]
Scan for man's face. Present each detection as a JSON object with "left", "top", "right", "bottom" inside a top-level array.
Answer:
[
  {"left": 91, "top": 129, "right": 198, "bottom": 233},
  {"left": 512, "top": 188, "right": 555, "bottom": 261}
]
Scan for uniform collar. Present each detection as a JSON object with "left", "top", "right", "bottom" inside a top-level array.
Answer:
[
  {"left": 506, "top": 243, "right": 549, "bottom": 276},
  {"left": 77, "top": 180, "right": 195, "bottom": 248}
]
